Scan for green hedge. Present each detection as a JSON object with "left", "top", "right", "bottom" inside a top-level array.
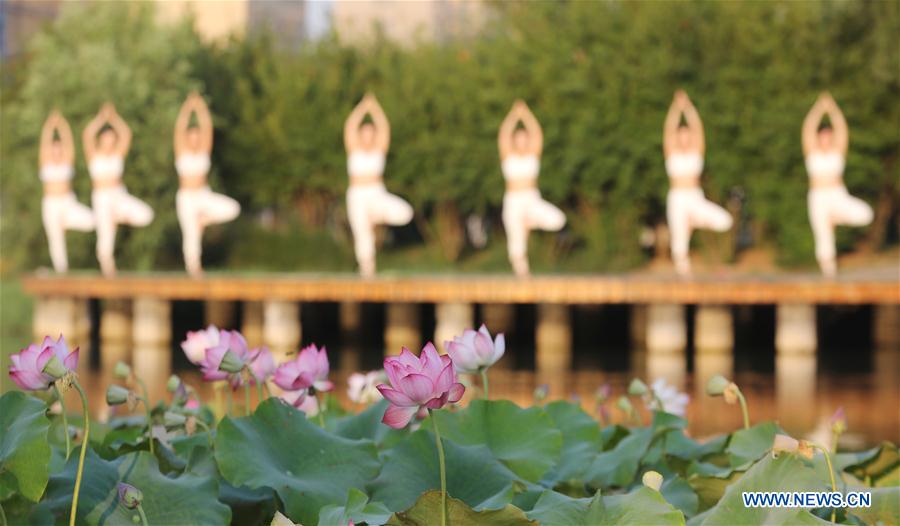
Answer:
[{"left": 2, "top": 1, "right": 897, "bottom": 273}]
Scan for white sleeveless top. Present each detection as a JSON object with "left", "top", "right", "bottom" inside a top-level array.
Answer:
[
  {"left": 175, "top": 152, "right": 211, "bottom": 178},
  {"left": 88, "top": 155, "right": 124, "bottom": 182},
  {"left": 665, "top": 152, "right": 704, "bottom": 180},
  {"left": 805, "top": 151, "right": 844, "bottom": 181},
  {"left": 39, "top": 163, "right": 74, "bottom": 183},
  {"left": 502, "top": 154, "right": 540, "bottom": 182},
  {"left": 347, "top": 150, "right": 386, "bottom": 179}
]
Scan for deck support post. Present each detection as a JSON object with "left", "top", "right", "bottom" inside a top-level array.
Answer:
[
  {"left": 434, "top": 303, "right": 474, "bottom": 353},
  {"left": 339, "top": 302, "right": 362, "bottom": 371},
  {"left": 536, "top": 304, "right": 571, "bottom": 398},
  {"left": 97, "top": 299, "right": 132, "bottom": 382},
  {"left": 384, "top": 303, "right": 420, "bottom": 356},
  {"left": 775, "top": 304, "right": 817, "bottom": 429},
  {"left": 645, "top": 304, "right": 687, "bottom": 388},
  {"left": 241, "top": 301, "right": 264, "bottom": 348},
  {"left": 873, "top": 305, "right": 899, "bottom": 388},
  {"left": 694, "top": 305, "right": 734, "bottom": 390},
  {"left": 132, "top": 297, "right": 172, "bottom": 402},
  {"left": 263, "top": 301, "right": 301, "bottom": 362},
  {"left": 629, "top": 305, "right": 648, "bottom": 375},
  {"left": 205, "top": 300, "right": 237, "bottom": 330}
]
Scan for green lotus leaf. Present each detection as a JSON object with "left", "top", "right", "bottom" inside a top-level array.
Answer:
[
  {"left": 586, "top": 427, "right": 654, "bottom": 488},
  {"left": 317, "top": 487, "right": 392, "bottom": 526},
  {"left": 526, "top": 487, "right": 685, "bottom": 525},
  {"left": 387, "top": 490, "right": 535, "bottom": 526},
  {"left": 725, "top": 422, "right": 780, "bottom": 468},
  {"left": 0, "top": 391, "right": 52, "bottom": 502},
  {"left": 214, "top": 398, "right": 381, "bottom": 526},
  {"left": 540, "top": 401, "right": 602, "bottom": 485},
  {"left": 847, "top": 486, "right": 900, "bottom": 524}
]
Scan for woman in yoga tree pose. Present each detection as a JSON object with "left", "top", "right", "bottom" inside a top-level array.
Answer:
[
  {"left": 83, "top": 102, "right": 154, "bottom": 276},
  {"left": 39, "top": 110, "right": 95, "bottom": 272},
  {"left": 174, "top": 92, "right": 240, "bottom": 276},
  {"left": 802, "top": 92, "right": 872, "bottom": 276},
  {"left": 498, "top": 100, "right": 566, "bottom": 277},
  {"left": 662, "top": 90, "right": 732, "bottom": 276},
  {"left": 343, "top": 93, "right": 414, "bottom": 276}
]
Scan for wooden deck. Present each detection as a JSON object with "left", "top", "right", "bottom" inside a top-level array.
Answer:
[{"left": 22, "top": 271, "right": 900, "bottom": 304}]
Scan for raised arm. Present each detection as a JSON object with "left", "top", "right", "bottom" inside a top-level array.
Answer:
[
  {"left": 497, "top": 103, "right": 520, "bottom": 160},
  {"left": 367, "top": 95, "right": 391, "bottom": 153},
  {"left": 663, "top": 93, "right": 684, "bottom": 157},
  {"left": 56, "top": 113, "right": 75, "bottom": 164},
  {"left": 802, "top": 96, "right": 827, "bottom": 156},
  {"left": 821, "top": 93, "right": 848, "bottom": 155},
  {"left": 193, "top": 93, "right": 214, "bottom": 153},
  {"left": 681, "top": 95, "right": 705, "bottom": 155},
  {"left": 39, "top": 111, "right": 59, "bottom": 165},
  {"left": 343, "top": 97, "right": 369, "bottom": 153},
  {"left": 81, "top": 107, "right": 107, "bottom": 161},
  {"left": 174, "top": 96, "right": 193, "bottom": 157},
  {"left": 105, "top": 103, "right": 132, "bottom": 157},
  {"left": 517, "top": 101, "right": 543, "bottom": 156}
]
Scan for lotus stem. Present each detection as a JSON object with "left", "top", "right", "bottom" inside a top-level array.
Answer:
[
  {"left": 429, "top": 409, "right": 448, "bottom": 526},
  {"left": 256, "top": 379, "right": 264, "bottom": 406},
  {"left": 243, "top": 381, "right": 251, "bottom": 416},
  {"left": 734, "top": 388, "right": 750, "bottom": 430},
  {"left": 70, "top": 380, "right": 91, "bottom": 526},
  {"left": 214, "top": 383, "right": 224, "bottom": 420},
  {"left": 54, "top": 385, "right": 71, "bottom": 460},
  {"left": 141, "top": 397, "right": 155, "bottom": 456},
  {"left": 317, "top": 392, "right": 326, "bottom": 428},
  {"left": 480, "top": 369, "right": 489, "bottom": 400},
  {"left": 811, "top": 443, "right": 838, "bottom": 522},
  {"left": 195, "top": 419, "right": 214, "bottom": 447},
  {"left": 136, "top": 503, "right": 149, "bottom": 526}
]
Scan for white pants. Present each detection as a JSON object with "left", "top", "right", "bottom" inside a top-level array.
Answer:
[
  {"left": 42, "top": 193, "right": 95, "bottom": 272},
  {"left": 808, "top": 187, "right": 873, "bottom": 275},
  {"left": 347, "top": 184, "right": 414, "bottom": 276},
  {"left": 666, "top": 188, "right": 732, "bottom": 274},
  {"left": 502, "top": 189, "right": 566, "bottom": 276},
  {"left": 92, "top": 187, "right": 154, "bottom": 275},
  {"left": 177, "top": 187, "right": 240, "bottom": 274}
]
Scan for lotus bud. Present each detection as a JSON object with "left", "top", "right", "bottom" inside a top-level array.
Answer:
[
  {"left": 114, "top": 361, "right": 132, "bottom": 380},
  {"left": 642, "top": 470, "right": 663, "bottom": 491},
  {"left": 117, "top": 482, "right": 143, "bottom": 509},
  {"left": 722, "top": 382, "right": 741, "bottom": 405},
  {"left": 533, "top": 384, "right": 549, "bottom": 402},
  {"left": 185, "top": 415, "right": 197, "bottom": 435},
  {"left": 42, "top": 354, "right": 69, "bottom": 379},
  {"left": 218, "top": 350, "right": 245, "bottom": 373},
  {"left": 705, "top": 375, "right": 731, "bottom": 396},
  {"left": 164, "top": 411, "right": 187, "bottom": 428},
  {"left": 830, "top": 407, "right": 847, "bottom": 436},
  {"left": 772, "top": 433, "right": 814, "bottom": 459},
  {"left": 627, "top": 378, "right": 648, "bottom": 396},
  {"left": 616, "top": 395, "right": 634, "bottom": 414},
  {"left": 594, "top": 383, "right": 611, "bottom": 403},
  {"left": 167, "top": 375, "right": 182, "bottom": 393},
  {"left": 106, "top": 385, "right": 132, "bottom": 406}
]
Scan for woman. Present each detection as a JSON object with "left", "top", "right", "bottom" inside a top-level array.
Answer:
[
  {"left": 174, "top": 92, "right": 240, "bottom": 276},
  {"left": 663, "top": 90, "right": 732, "bottom": 276},
  {"left": 498, "top": 100, "right": 566, "bottom": 277},
  {"left": 83, "top": 102, "right": 154, "bottom": 276},
  {"left": 343, "top": 93, "right": 413, "bottom": 276},
  {"left": 802, "top": 92, "right": 872, "bottom": 276},
  {"left": 39, "top": 110, "right": 95, "bottom": 272}
]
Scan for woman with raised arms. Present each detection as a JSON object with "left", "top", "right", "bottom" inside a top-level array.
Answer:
[
  {"left": 343, "top": 93, "right": 414, "bottom": 276},
  {"left": 83, "top": 103, "right": 154, "bottom": 276},
  {"left": 39, "top": 110, "right": 95, "bottom": 272},
  {"left": 802, "top": 92, "right": 872, "bottom": 276},
  {"left": 174, "top": 92, "right": 240, "bottom": 276},
  {"left": 498, "top": 100, "right": 566, "bottom": 277},
  {"left": 662, "top": 90, "right": 732, "bottom": 276}
]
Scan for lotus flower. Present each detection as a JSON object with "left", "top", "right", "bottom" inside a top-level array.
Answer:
[
  {"left": 248, "top": 346, "right": 276, "bottom": 385},
  {"left": 280, "top": 388, "right": 319, "bottom": 415},
  {"left": 9, "top": 335, "right": 79, "bottom": 391},
  {"left": 274, "top": 344, "right": 333, "bottom": 392},
  {"left": 200, "top": 330, "right": 252, "bottom": 382},
  {"left": 181, "top": 325, "right": 220, "bottom": 364},
  {"left": 117, "top": 482, "right": 143, "bottom": 509},
  {"left": 646, "top": 378, "right": 689, "bottom": 417},
  {"left": 377, "top": 342, "right": 465, "bottom": 429},
  {"left": 445, "top": 324, "right": 505, "bottom": 374},
  {"left": 348, "top": 370, "right": 386, "bottom": 405}
]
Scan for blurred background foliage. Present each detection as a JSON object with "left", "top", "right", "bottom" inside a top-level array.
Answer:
[{"left": 1, "top": 1, "right": 897, "bottom": 274}]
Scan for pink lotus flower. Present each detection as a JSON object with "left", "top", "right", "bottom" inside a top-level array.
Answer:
[
  {"left": 445, "top": 325, "right": 505, "bottom": 374},
  {"left": 280, "top": 389, "right": 318, "bottom": 414},
  {"left": 248, "top": 346, "right": 276, "bottom": 385},
  {"left": 274, "top": 344, "right": 333, "bottom": 392},
  {"left": 181, "top": 325, "right": 220, "bottom": 364},
  {"left": 377, "top": 343, "right": 465, "bottom": 429},
  {"left": 200, "top": 330, "right": 252, "bottom": 382},
  {"left": 348, "top": 370, "right": 386, "bottom": 405},
  {"left": 9, "top": 335, "right": 79, "bottom": 391}
]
